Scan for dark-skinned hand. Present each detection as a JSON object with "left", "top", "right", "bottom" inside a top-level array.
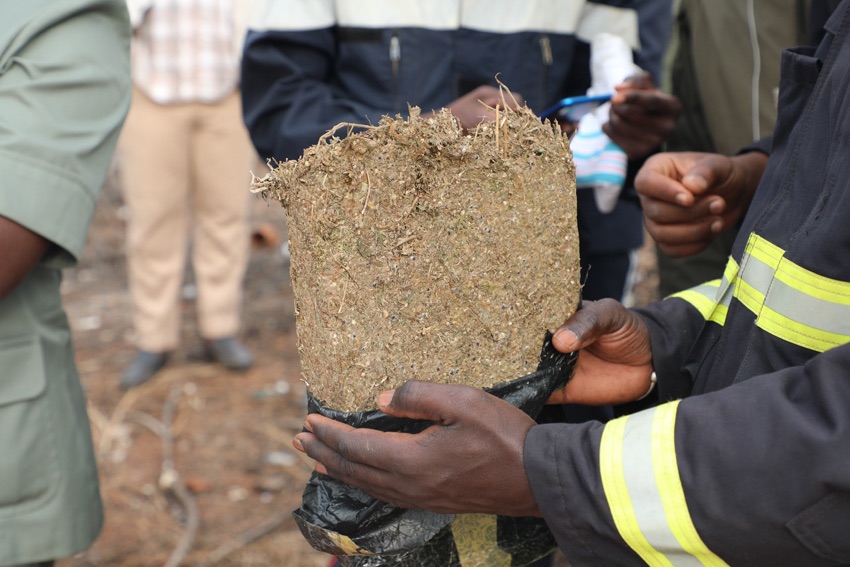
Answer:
[
  {"left": 431, "top": 85, "right": 525, "bottom": 133},
  {"left": 635, "top": 151, "right": 768, "bottom": 257},
  {"left": 603, "top": 72, "right": 681, "bottom": 160},
  {"left": 547, "top": 298, "right": 654, "bottom": 405},
  {"left": 293, "top": 380, "right": 541, "bottom": 517}
]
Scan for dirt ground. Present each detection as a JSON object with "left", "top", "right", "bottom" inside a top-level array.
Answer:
[{"left": 55, "top": 163, "right": 658, "bottom": 567}]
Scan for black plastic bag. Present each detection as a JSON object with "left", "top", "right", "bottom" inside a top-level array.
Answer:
[{"left": 292, "top": 332, "right": 577, "bottom": 567}]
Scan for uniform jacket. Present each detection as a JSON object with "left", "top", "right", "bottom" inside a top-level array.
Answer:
[
  {"left": 526, "top": 2, "right": 850, "bottom": 564},
  {"left": 0, "top": 1, "right": 130, "bottom": 563},
  {"left": 241, "top": 0, "right": 672, "bottom": 263}
]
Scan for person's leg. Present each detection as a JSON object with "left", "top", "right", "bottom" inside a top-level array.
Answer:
[
  {"left": 189, "top": 91, "right": 253, "bottom": 365},
  {"left": 119, "top": 88, "right": 192, "bottom": 363}
]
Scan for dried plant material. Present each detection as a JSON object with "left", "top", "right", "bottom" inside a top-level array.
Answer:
[{"left": 254, "top": 106, "right": 580, "bottom": 412}]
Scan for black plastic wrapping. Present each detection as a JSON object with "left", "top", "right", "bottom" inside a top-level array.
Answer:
[{"left": 292, "top": 332, "right": 578, "bottom": 567}]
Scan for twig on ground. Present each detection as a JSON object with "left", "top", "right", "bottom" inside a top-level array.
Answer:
[
  {"left": 128, "top": 385, "right": 200, "bottom": 567},
  {"left": 204, "top": 511, "right": 296, "bottom": 565}
]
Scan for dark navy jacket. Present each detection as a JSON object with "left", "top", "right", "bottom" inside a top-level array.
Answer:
[
  {"left": 526, "top": 2, "right": 850, "bottom": 564},
  {"left": 241, "top": 0, "right": 672, "bottom": 296}
]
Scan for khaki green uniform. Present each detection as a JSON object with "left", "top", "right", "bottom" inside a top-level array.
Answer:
[{"left": 0, "top": 1, "right": 130, "bottom": 564}]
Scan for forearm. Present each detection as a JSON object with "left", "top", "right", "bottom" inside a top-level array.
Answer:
[
  {"left": 0, "top": 215, "right": 48, "bottom": 299},
  {"left": 526, "top": 344, "right": 850, "bottom": 565}
]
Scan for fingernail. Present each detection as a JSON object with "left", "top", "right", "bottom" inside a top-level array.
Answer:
[
  {"left": 674, "top": 193, "right": 691, "bottom": 206},
  {"left": 553, "top": 329, "right": 579, "bottom": 351},
  {"left": 683, "top": 175, "right": 707, "bottom": 191},
  {"left": 315, "top": 464, "right": 328, "bottom": 476},
  {"left": 711, "top": 220, "right": 723, "bottom": 234},
  {"left": 292, "top": 437, "right": 304, "bottom": 452},
  {"left": 709, "top": 199, "right": 725, "bottom": 214},
  {"left": 376, "top": 389, "right": 396, "bottom": 410},
  {"left": 303, "top": 419, "right": 314, "bottom": 433}
]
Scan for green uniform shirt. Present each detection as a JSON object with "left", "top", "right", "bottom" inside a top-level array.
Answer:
[{"left": 0, "top": 1, "right": 130, "bottom": 564}]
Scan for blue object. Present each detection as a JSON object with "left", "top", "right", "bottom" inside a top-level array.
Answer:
[{"left": 539, "top": 94, "right": 612, "bottom": 123}]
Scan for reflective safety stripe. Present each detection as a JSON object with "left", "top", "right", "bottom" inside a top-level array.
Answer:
[
  {"left": 668, "top": 233, "right": 850, "bottom": 352},
  {"left": 600, "top": 402, "right": 729, "bottom": 566},
  {"left": 670, "top": 281, "right": 720, "bottom": 320},
  {"left": 576, "top": 2, "right": 640, "bottom": 50}
]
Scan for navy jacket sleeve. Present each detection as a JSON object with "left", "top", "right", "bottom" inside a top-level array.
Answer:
[{"left": 241, "top": 27, "right": 397, "bottom": 161}]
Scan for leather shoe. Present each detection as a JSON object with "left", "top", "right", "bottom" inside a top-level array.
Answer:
[
  {"left": 204, "top": 337, "right": 254, "bottom": 371},
  {"left": 120, "top": 351, "right": 169, "bottom": 389}
]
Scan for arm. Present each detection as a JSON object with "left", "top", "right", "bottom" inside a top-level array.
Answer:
[
  {"left": 0, "top": 0, "right": 130, "bottom": 270},
  {"left": 295, "top": 298, "right": 850, "bottom": 565},
  {"left": 240, "top": 25, "right": 386, "bottom": 161},
  {"left": 527, "top": 343, "right": 850, "bottom": 565},
  {"left": 0, "top": 217, "right": 48, "bottom": 300}
]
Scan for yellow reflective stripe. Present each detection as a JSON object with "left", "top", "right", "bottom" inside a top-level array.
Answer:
[
  {"left": 777, "top": 256, "right": 850, "bottom": 302},
  {"left": 600, "top": 416, "right": 672, "bottom": 566},
  {"left": 707, "top": 303, "right": 728, "bottom": 326},
  {"left": 734, "top": 276, "right": 764, "bottom": 316},
  {"left": 652, "top": 404, "right": 728, "bottom": 566},
  {"left": 747, "top": 233, "right": 783, "bottom": 270},
  {"left": 670, "top": 288, "right": 716, "bottom": 320},
  {"left": 451, "top": 514, "right": 512, "bottom": 567},
  {"left": 757, "top": 306, "right": 849, "bottom": 352},
  {"left": 729, "top": 234, "right": 850, "bottom": 352},
  {"left": 600, "top": 405, "right": 728, "bottom": 566}
]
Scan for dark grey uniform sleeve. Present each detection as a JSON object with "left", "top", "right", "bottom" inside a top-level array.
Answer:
[{"left": 525, "top": 343, "right": 850, "bottom": 566}]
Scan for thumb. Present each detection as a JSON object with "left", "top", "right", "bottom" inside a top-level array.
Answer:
[
  {"left": 377, "top": 380, "right": 475, "bottom": 423},
  {"left": 681, "top": 155, "right": 731, "bottom": 196}
]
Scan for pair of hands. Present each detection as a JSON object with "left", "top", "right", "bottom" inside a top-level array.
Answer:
[
  {"left": 293, "top": 299, "right": 653, "bottom": 518},
  {"left": 442, "top": 74, "right": 680, "bottom": 162},
  {"left": 636, "top": 150, "right": 768, "bottom": 257}
]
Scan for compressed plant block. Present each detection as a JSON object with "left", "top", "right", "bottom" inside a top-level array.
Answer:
[{"left": 255, "top": 106, "right": 580, "bottom": 412}]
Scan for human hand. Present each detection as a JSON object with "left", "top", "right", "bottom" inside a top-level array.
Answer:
[
  {"left": 293, "top": 381, "right": 541, "bottom": 517},
  {"left": 441, "top": 85, "right": 525, "bottom": 132},
  {"left": 547, "top": 299, "right": 653, "bottom": 405},
  {"left": 603, "top": 72, "right": 681, "bottom": 160},
  {"left": 635, "top": 151, "right": 768, "bottom": 257}
]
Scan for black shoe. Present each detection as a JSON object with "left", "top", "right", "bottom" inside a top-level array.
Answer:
[
  {"left": 204, "top": 337, "right": 254, "bottom": 371},
  {"left": 120, "top": 351, "right": 169, "bottom": 389}
]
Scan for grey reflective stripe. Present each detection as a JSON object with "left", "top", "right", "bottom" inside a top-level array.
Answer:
[
  {"left": 600, "top": 403, "right": 730, "bottom": 566},
  {"left": 733, "top": 233, "right": 850, "bottom": 351},
  {"left": 766, "top": 276, "right": 850, "bottom": 337},
  {"left": 620, "top": 411, "right": 706, "bottom": 567}
]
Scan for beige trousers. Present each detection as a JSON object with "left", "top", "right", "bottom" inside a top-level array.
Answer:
[{"left": 119, "top": 87, "right": 252, "bottom": 352}]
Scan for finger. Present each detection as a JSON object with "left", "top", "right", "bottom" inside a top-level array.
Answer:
[
  {"left": 379, "top": 380, "right": 486, "bottom": 425},
  {"left": 302, "top": 414, "right": 422, "bottom": 473},
  {"left": 635, "top": 168, "right": 695, "bottom": 207},
  {"left": 618, "top": 71, "right": 654, "bottom": 90},
  {"left": 613, "top": 91, "right": 681, "bottom": 117},
  {"left": 605, "top": 109, "right": 676, "bottom": 142},
  {"left": 680, "top": 156, "right": 732, "bottom": 196},
  {"left": 641, "top": 195, "right": 724, "bottom": 224},
  {"left": 646, "top": 216, "right": 721, "bottom": 250},
  {"left": 295, "top": 430, "right": 412, "bottom": 505},
  {"left": 552, "top": 298, "right": 629, "bottom": 351}
]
